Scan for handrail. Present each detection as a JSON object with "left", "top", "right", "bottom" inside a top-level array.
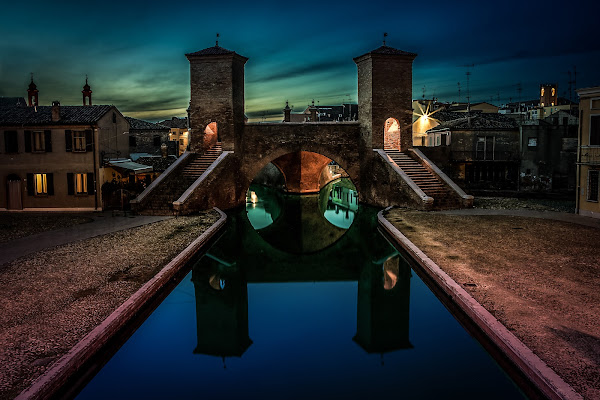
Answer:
[
  {"left": 174, "top": 151, "right": 232, "bottom": 207},
  {"left": 409, "top": 148, "right": 473, "bottom": 201},
  {"left": 374, "top": 149, "right": 433, "bottom": 205},
  {"left": 130, "top": 151, "right": 193, "bottom": 206}
]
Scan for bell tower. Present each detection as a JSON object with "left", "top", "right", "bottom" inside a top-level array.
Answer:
[
  {"left": 186, "top": 39, "right": 248, "bottom": 153},
  {"left": 27, "top": 74, "right": 39, "bottom": 107},
  {"left": 82, "top": 76, "right": 92, "bottom": 106}
]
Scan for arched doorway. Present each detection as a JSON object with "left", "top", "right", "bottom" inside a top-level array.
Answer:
[
  {"left": 384, "top": 117, "right": 401, "bottom": 150},
  {"left": 6, "top": 174, "right": 23, "bottom": 210},
  {"left": 203, "top": 122, "right": 218, "bottom": 151}
]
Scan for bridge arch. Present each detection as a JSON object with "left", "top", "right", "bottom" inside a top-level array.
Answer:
[{"left": 242, "top": 146, "right": 360, "bottom": 198}]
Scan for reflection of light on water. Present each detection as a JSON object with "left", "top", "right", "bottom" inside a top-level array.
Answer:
[
  {"left": 324, "top": 181, "right": 358, "bottom": 229},
  {"left": 246, "top": 188, "right": 276, "bottom": 229}
]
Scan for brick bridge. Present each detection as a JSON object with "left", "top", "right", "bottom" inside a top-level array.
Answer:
[{"left": 132, "top": 44, "right": 473, "bottom": 215}]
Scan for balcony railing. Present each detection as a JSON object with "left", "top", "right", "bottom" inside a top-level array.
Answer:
[
  {"left": 580, "top": 146, "right": 600, "bottom": 165},
  {"left": 450, "top": 151, "right": 517, "bottom": 162}
]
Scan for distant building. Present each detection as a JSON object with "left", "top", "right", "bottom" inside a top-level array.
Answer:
[
  {"left": 0, "top": 79, "right": 130, "bottom": 210},
  {"left": 125, "top": 116, "right": 170, "bottom": 157},
  {"left": 447, "top": 102, "right": 499, "bottom": 114},
  {"left": 420, "top": 113, "right": 520, "bottom": 191},
  {"left": 519, "top": 111, "right": 578, "bottom": 192},
  {"left": 283, "top": 101, "right": 358, "bottom": 122},
  {"left": 158, "top": 117, "right": 189, "bottom": 156},
  {"left": 576, "top": 86, "right": 600, "bottom": 218}
]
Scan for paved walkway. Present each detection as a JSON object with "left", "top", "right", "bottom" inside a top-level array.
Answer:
[
  {"left": 0, "top": 212, "right": 171, "bottom": 266},
  {"left": 442, "top": 208, "right": 600, "bottom": 229}
]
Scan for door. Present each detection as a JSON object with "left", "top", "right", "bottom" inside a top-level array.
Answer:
[{"left": 7, "top": 180, "right": 23, "bottom": 210}]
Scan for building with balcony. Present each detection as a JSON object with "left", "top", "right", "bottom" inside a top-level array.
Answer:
[{"left": 576, "top": 86, "right": 600, "bottom": 218}]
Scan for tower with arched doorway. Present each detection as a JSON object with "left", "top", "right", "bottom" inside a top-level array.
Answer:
[
  {"left": 186, "top": 45, "right": 247, "bottom": 153},
  {"left": 354, "top": 46, "right": 417, "bottom": 151}
]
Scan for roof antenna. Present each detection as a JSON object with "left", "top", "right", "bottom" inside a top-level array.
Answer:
[
  {"left": 216, "top": 33, "right": 219, "bottom": 46},
  {"left": 383, "top": 32, "right": 388, "bottom": 46}
]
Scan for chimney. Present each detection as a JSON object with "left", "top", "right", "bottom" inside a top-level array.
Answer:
[
  {"left": 309, "top": 99, "right": 317, "bottom": 122},
  {"left": 51, "top": 101, "right": 61, "bottom": 122},
  {"left": 283, "top": 100, "right": 291, "bottom": 122}
]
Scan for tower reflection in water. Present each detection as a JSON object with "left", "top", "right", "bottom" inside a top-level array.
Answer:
[{"left": 193, "top": 182, "right": 411, "bottom": 363}]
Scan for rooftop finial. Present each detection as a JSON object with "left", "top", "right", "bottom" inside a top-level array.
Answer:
[
  {"left": 30, "top": 72, "right": 34, "bottom": 83},
  {"left": 383, "top": 32, "right": 388, "bottom": 46},
  {"left": 85, "top": 74, "right": 88, "bottom": 84},
  {"left": 216, "top": 32, "right": 220, "bottom": 46}
]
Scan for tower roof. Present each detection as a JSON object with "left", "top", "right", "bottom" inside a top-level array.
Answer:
[
  {"left": 185, "top": 45, "right": 248, "bottom": 61},
  {"left": 28, "top": 80, "right": 37, "bottom": 91},
  {"left": 354, "top": 45, "right": 417, "bottom": 62}
]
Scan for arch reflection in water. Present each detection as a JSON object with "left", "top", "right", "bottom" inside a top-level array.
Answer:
[
  {"left": 192, "top": 206, "right": 410, "bottom": 362},
  {"left": 246, "top": 178, "right": 358, "bottom": 253}
]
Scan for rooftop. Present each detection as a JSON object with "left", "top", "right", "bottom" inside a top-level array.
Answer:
[
  {"left": 125, "top": 116, "right": 169, "bottom": 131},
  {"left": 0, "top": 105, "right": 114, "bottom": 126}
]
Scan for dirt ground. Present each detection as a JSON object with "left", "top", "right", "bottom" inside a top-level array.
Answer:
[
  {"left": 384, "top": 207, "right": 600, "bottom": 400},
  {"left": 0, "top": 210, "right": 220, "bottom": 400},
  {"left": 0, "top": 213, "right": 93, "bottom": 243}
]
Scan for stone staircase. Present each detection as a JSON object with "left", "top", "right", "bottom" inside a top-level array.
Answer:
[
  {"left": 141, "top": 143, "right": 223, "bottom": 214},
  {"left": 385, "top": 149, "right": 461, "bottom": 209}
]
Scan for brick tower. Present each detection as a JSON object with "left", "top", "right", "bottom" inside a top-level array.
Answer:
[
  {"left": 27, "top": 75, "right": 39, "bottom": 107},
  {"left": 186, "top": 43, "right": 248, "bottom": 153},
  {"left": 354, "top": 44, "right": 417, "bottom": 151},
  {"left": 82, "top": 76, "right": 92, "bottom": 106}
]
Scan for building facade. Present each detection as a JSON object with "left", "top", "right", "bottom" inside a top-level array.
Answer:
[
  {"left": 576, "top": 86, "right": 600, "bottom": 218},
  {"left": 1, "top": 101, "right": 129, "bottom": 211}
]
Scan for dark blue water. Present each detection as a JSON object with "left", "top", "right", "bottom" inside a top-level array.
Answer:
[{"left": 76, "top": 183, "right": 525, "bottom": 399}]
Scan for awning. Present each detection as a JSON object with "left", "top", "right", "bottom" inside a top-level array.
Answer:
[{"left": 107, "top": 159, "right": 153, "bottom": 175}]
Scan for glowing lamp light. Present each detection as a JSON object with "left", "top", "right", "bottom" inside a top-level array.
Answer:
[{"left": 250, "top": 191, "right": 258, "bottom": 204}]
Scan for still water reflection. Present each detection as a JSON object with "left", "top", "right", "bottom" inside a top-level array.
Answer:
[
  {"left": 246, "top": 179, "right": 358, "bottom": 253},
  {"left": 77, "top": 198, "right": 525, "bottom": 399}
]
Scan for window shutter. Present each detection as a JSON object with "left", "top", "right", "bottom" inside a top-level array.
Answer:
[
  {"left": 85, "top": 130, "right": 93, "bottom": 151},
  {"left": 47, "top": 173, "right": 54, "bottom": 195},
  {"left": 26, "top": 173, "right": 34, "bottom": 195},
  {"left": 24, "top": 130, "right": 32, "bottom": 152},
  {"left": 65, "top": 130, "right": 72, "bottom": 152},
  {"left": 44, "top": 130, "right": 52, "bottom": 152},
  {"left": 87, "top": 173, "right": 95, "bottom": 195},
  {"left": 67, "top": 173, "right": 74, "bottom": 195}
]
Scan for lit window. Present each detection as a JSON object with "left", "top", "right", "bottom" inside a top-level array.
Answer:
[
  {"left": 34, "top": 173, "right": 47, "bottom": 195},
  {"left": 75, "top": 173, "right": 88, "bottom": 194},
  {"left": 552, "top": 88, "right": 556, "bottom": 96},
  {"left": 73, "top": 131, "right": 86, "bottom": 152},
  {"left": 541, "top": 88, "right": 544, "bottom": 96},
  {"left": 588, "top": 170, "right": 599, "bottom": 202},
  {"left": 33, "top": 131, "right": 45, "bottom": 152}
]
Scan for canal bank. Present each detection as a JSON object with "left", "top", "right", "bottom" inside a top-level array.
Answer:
[
  {"left": 0, "top": 210, "right": 224, "bottom": 400},
  {"left": 381, "top": 208, "right": 600, "bottom": 400}
]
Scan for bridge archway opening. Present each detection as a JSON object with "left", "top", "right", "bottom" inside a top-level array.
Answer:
[
  {"left": 245, "top": 150, "right": 359, "bottom": 254},
  {"left": 384, "top": 117, "right": 401, "bottom": 150},
  {"left": 203, "top": 122, "right": 218, "bottom": 150}
]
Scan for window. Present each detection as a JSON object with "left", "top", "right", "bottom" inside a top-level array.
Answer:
[
  {"left": 528, "top": 137, "right": 537, "bottom": 148},
  {"left": 75, "top": 173, "right": 88, "bottom": 194},
  {"left": 4, "top": 131, "right": 18, "bottom": 153},
  {"left": 73, "top": 131, "right": 86, "bottom": 151},
  {"left": 153, "top": 135, "right": 161, "bottom": 147},
  {"left": 591, "top": 115, "right": 600, "bottom": 146},
  {"left": 588, "top": 170, "right": 599, "bottom": 202},
  {"left": 25, "top": 130, "right": 52, "bottom": 152},
  {"left": 26, "top": 173, "right": 53, "bottom": 196},
  {"left": 33, "top": 131, "right": 44, "bottom": 152},
  {"left": 67, "top": 172, "right": 94, "bottom": 195},
  {"left": 35, "top": 173, "right": 47, "bottom": 195},
  {"left": 129, "top": 135, "right": 137, "bottom": 147}
]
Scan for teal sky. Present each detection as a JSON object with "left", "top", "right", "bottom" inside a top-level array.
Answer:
[{"left": 0, "top": 0, "right": 597, "bottom": 122}]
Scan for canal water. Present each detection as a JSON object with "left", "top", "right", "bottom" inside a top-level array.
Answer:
[{"left": 76, "top": 180, "right": 526, "bottom": 399}]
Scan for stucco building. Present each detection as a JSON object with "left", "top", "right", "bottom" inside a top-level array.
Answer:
[
  {"left": 1, "top": 81, "right": 129, "bottom": 211},
  {"left": 576, "top": 86, "right": 600, "bottom": 218}
]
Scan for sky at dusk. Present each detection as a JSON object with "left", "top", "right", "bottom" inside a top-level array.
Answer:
[{"left": 0, "top": 0, "right": 597, "bottom": 122}]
